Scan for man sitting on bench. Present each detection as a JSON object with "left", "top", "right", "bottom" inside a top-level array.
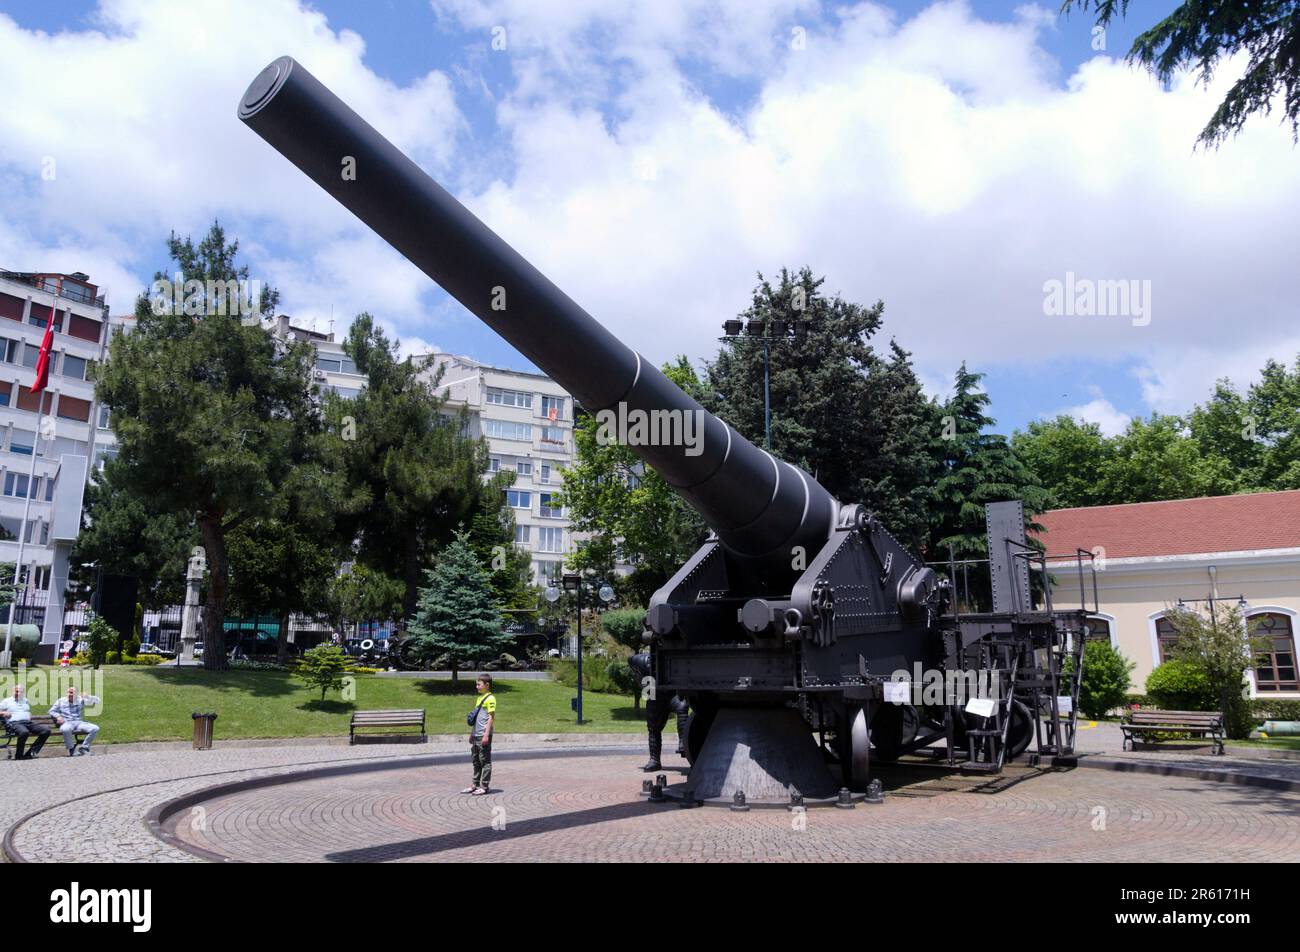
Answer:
[
  {"left": 0, "top": 685, "right": 50, "bottom": 760},
  {"left": 49, "top": 686, "right": 101, "bottom": 757}
]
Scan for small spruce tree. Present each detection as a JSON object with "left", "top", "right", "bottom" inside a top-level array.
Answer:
[{"left": 408, "top": 530, "right": 514, "bottom": 684}]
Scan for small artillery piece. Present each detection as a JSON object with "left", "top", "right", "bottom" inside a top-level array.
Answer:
[{"left": 239, "top": 58, "right": 1096, "bottom": 804}]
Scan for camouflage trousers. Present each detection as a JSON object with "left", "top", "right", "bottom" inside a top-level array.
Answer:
[{"left": 471, "top": 738, "right": 493, "bottom": 788}]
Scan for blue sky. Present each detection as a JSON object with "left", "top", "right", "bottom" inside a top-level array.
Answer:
[{"left": 1, "top": 0, "right": 1294, "bottom": 437}]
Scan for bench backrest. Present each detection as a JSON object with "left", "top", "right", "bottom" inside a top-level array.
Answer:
[
  {"left": 351, "top": 709, "right": 424, "bottom": 724},
  {"left": 1128, "top": 709, "right": 1223, "bottom": 726}
]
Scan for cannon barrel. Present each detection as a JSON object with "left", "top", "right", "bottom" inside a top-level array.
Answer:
[{"left": 238, "top": 56, "right": 838, "bottom": 561}]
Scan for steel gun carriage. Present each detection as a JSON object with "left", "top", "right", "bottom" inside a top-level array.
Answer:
[{"left": 239, "top": 57, "right": 1097, "bottom": 804}]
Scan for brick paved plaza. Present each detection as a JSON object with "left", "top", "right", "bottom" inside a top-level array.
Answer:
[{"left": 5, "top": 728, "right": 1298, "bottom": 863}]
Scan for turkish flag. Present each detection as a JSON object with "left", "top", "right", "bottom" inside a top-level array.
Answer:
[{"left": 31, "top": 319, "right": 54, "bottom": 394}]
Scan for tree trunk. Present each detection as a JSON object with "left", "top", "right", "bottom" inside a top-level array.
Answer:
[
  {"left": 276, "top": 610, "right": 291, "bottom": 665},
  {"left": 199, "top": 513, "right": 229, "bottom": 671},
  {"left": 450, "top": 659, "right": 458, "bottom": 685},
  {"left": 402, "top": 529, "right": 420, "bottom": 621}
]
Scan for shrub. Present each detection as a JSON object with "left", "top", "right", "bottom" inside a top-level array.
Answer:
[
  {"left": 1146, "top": 659, "right": 1217, "bottom": 711},
  {"left": 1072, "top": 641, "right": 1135, "bottom": 718},
  {"left": 295, "top": 644, "right": 351, "bottom": 701},
  {"left": 83, "top": 615, "right": 118, "bottom": 669},
  {"left": 548, "top": 654, "right": 630, "bottom": 694},
  {"left": 1252, "top": 699, "right": 1300, "bottom": 722},
  {"left": 123, "top": 633, "right": 142, "bottom": 659},
  {"left": 130, "top": 653, "right": 164, "bottom": 666},
  {"left": 606, "top": 659, "right": 639, "bottom": 698},
  {"left": 600, "top": 608, "right": 646, "bottom": 652}
]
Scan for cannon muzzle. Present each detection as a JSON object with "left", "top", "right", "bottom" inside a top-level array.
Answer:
[{"left": 238, "top": 56, "right": 838, "bottom": 561}]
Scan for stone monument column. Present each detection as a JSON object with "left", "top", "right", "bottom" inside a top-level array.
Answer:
[{"left": 178, "top": 547, "right": 205, "bottom": 665}]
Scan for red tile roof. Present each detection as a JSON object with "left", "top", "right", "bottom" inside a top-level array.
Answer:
[{"left": 1036, "top": 490, "right": 1300, "bottom": 561}]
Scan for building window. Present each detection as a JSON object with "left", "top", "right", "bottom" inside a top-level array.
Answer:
[
  {"left": 27, "top": 303, "right": 62, "bottom": 331},
  {"left": 21, "top": 344, "right": 40, "bottom": 369},
  {"left": 540, "top": 425, "right": 565, "bottom": 447},
  {"left": 506, "top": 489, "right": 531, "bottom": 509},
  {"left": 540, "top": 395, "right": 565, "bottom": 420},
  {"left": 513, "top": 525, "right": 530, "bottom": 544},
  {"left": 57, "top": 394, "right": 92, "bottom": 422},
  {"left": 486, "top": 387, "right": 532, "bottom": 409},
  {"left": 540, "top": 463, "right": 551, "bottom": 484},
  {"left": 488, "top": 456, "right": 501, "bottom": 473},
  {"left": 0, "top": 338, "right": 19, "bottom": 363},
  {"left": 1252, "top": 613, "right": 1298, "bottom": 693},
  {"left": 0, "top": 293, "right": 24, "bottom": 322},
  {"left": 61, "top": 354, "right": 88, "bottom": 380},
  {"left": 537, "top": 526, "right": 564, "bottom": 553},
  {"left": 45, "top": 477, "right": 54, "bottom": 501},
  {"left": 3, "top": 473, "right": 30, "bottom": 498},
  {"left": 515, "top": 460, "right": 532, "bottom": 477},
  {"left": 0, "top": 384, "right": 10, "bottom": 407},
  {"left": 0, "top": 516, "right": 19, "bottom": 541},
  {"left": 16, "top": 385, "right": 45, "bottom": 413},
  {"left": 485, "top": 418, "right": 532, "bottom": 442},
  {"left": 67, "top": 314, "right": 103, "bottom": 344},
  {"left": 1084, "top": 617, "right": 1111, "bottom": 643},
  {"left": 539, "top": 493, "right": 563, "bottom": 519},
  {"left": 9, "top": 430, "right": 34, "bottom": 455},
  {"left": 534, "top": 560, "right": 563, "bottom": 582},
  {"left": 23, "top": 520, "right": 47, "bottom": 545},
  {"left": 1155, "top": 615, "right": 1180, "bottom": 663},
  {"left": 97, "top": 405, "right": 110, "bottom": 428}
]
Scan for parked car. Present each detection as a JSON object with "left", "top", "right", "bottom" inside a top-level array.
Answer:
[{"left": 139, "top": 642, "right": 175, "bottom": 658}]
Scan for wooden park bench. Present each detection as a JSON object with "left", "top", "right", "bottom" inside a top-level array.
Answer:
[
  {"left": 1121, "top": 709, "right": 1225, "bottom": 755},
  {"left": 3, "top": 715, "right": 89, "bottom": 759},
  {"left": 349, "top": 708, "right": 426, "bottom": 745}
]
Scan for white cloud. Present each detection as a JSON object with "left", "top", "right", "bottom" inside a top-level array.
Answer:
[
  {"left": 1061, "top": 387, "right": 1130, "bottom": 436},
  {"left": 0, "top": 0, "right": 1295, "bottom": 428}
]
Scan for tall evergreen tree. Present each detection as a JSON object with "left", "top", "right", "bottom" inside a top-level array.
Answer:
[
  {"left": 929, "top": 364, "right": 1050, "bottom": 604},
  {"left": 703, "top": 268, "right": 937, "bottom": 552},
  {"left": 95, "top": 223, "right": 319, "bottom": 668},
  {"left": 324, "top": 314, "right": 512, "bottom": 618},
  {"left": 407, "top": 530, "right": 514, "bottom": 683}
]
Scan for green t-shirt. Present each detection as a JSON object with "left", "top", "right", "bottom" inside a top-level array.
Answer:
[{"left": 471, "top": 692, "right": 496, "bottom": 737}]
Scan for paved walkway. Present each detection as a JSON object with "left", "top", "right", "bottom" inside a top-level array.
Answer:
[{"left": 5, "top": 722, "right": 1299, "bottom": 863}]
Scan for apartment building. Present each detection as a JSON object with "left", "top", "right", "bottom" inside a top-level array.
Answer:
[
  {"left": 0, "top": 269, "right": 120, "bottom": 660},
  {"left": 419, "top": 352, "right": 577, "bottom": 585},
  {"left": 270, "top": 321, "right": 579, "bottom": 587}
]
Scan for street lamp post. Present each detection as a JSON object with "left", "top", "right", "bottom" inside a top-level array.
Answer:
[
  {"left": 719, "top": 316, "right": 809, "bottom": 451},
  {"left": 545, "top": 570, "right": 615, "bottom": 724}
]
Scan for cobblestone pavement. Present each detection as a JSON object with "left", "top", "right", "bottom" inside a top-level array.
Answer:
[
  {"left": 8, "top": 722, "right": 1300, "bottom": 863},
  {"left": 2, "top": 735, "right": 642, "bottom": 863},
  {"left": 160, "top": 753, "right": 1300, "bottom": 863}
]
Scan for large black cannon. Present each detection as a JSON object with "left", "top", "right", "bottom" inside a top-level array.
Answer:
[{"left": 239, "top": 57, "right": 1093, "bottom": 804}]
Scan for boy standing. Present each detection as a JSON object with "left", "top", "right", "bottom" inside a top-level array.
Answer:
[{"left": 463, "top": 674, "right": 496, "bottom": 796}]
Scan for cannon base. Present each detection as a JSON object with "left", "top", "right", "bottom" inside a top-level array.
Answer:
[{"left": 663, "top": 707, "right": 847, "bottom": 806}]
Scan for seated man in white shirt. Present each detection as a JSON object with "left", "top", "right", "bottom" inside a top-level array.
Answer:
[
  {"left": 49, "top": 685, "right": 101, "bottom": 756},
  {"left": 0, "top": 685, "right": 50, "bottom": 759}
]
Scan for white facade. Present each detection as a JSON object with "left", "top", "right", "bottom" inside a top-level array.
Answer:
[
  {"left": 0, "top": 270, "right": 121, "bottom": 657},
  {"left": 419, "top": 352, "right": 577, "bottom": 585}
]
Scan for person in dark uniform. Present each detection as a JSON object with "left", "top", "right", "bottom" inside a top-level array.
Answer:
[{"left": 628, "top": 651, "right": 690, "bottom": 772}]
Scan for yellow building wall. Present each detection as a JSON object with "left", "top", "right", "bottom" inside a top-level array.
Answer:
[{"left": 1048, "top": 557, "right": 1300, "bottom": 700}]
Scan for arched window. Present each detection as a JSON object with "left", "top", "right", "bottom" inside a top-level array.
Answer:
[
  {"left": 1083, "top": 617, "right": 1112, "bottom": 644},
  {"left": 1155, "top": 615, "right": 1180, "bottom": 663},
  {"left": 1252, "top": 613, "right": 1298, "bottom": 693}
]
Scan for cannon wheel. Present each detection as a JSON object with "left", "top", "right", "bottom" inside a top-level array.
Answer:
[
  {"left": 870, "top": 703, "right": 920, "bottom": 762},
  {"left": 1007, "top": 698, "right": 1034, "bottom": 759}
]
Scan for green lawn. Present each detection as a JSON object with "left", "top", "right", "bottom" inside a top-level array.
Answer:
[{"left": 14, "top": 667, "right": 659, "bottom": 744}]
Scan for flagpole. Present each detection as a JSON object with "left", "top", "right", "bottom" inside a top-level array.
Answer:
[
  {"left": 3, "top": 406, "right": 42, "bottom": 667},
  {"left": 3, "top": 312, "right": 55, "bottom": 669}
]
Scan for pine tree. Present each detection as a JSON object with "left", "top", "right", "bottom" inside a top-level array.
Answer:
[
  {"left": 407, "top": 530, "right": 514, "bottom": 683},
  {"left": 703, "top": 268, "right": 937, "bottom": 553},
  {"left": 930, "top": 364, "right": 1050, "bottom": 606}
]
